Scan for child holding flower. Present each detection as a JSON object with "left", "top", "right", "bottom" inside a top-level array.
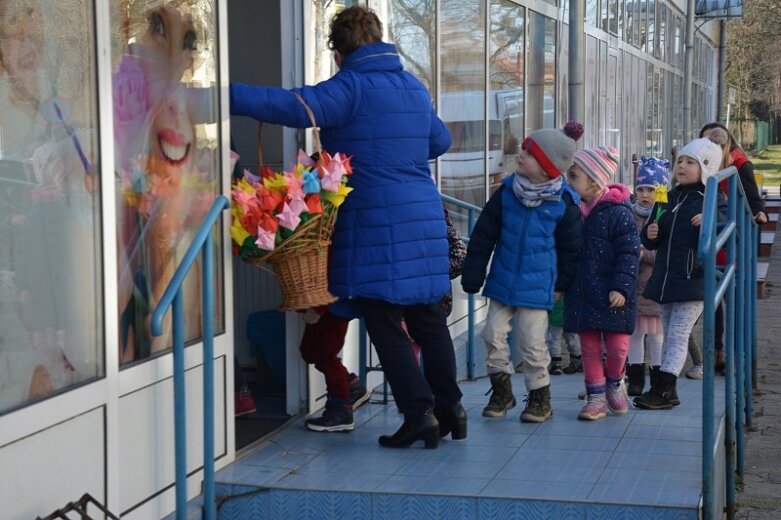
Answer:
[
  {"left": 634, "top": 138, "right": 724, "bottom": 410},
  {"left": 626, "top": 157, "right": 670, "bottom": 397}
]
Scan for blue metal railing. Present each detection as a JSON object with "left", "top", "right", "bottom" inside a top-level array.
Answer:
[
  {"left": 151, "top": 195, "right": 230, "bottom": 520},
  {"left": 698, "top": 167, "right": 758, "bottom": 520},
  {"left": 440, "top": 193, "right": 482, "bottom": 380}
]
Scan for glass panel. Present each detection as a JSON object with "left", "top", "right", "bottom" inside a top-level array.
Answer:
[
  {"left": 615, "top": 0, "right": 624, "bottom": 38},
  {"left": 375, "top": 1, "right": 435, "bottom": 91},
  {"left": 586, "top": 0, "right": 598, "bottom": 27},
  {"left": 626, "top": 0, "right": 634, "bottom": 44},
  {"left": 608, "top": 0, "right": 620, "bottom": 35},
  {"left": 645, "top": 0, "right": 655, "bottom": 55},
  {"left": 585, "top": 35, "right": 599, "bottom": 148},
  {"left": 657, "top": 4, "right": 666, "bottom": 60},
  {"left": 558, "top": 23, "right": 569, "bottom": 128},
  {"left": 112, "top": 0, "right": 223, "bottom": 365},
  {"left": 488, "top": 0, "right": 524, "bottom": 196},
  {"left": 308, "top": 0, "right": 360, "bottom": 85},
  {"left": 440, "top": 0, "right": 486, "bottom": 210},
  {"left": 0, "top": 0, "right": 102, "bottom": 413},
  {"left": 527, "top": 12, "right": 555, "bottom": 134},
  {"left": 633, "top": 0, "right": 642, "bottom": 48}
]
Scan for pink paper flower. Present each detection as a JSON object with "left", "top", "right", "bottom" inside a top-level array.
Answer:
[
  {"left": 276, "top": 202, "right": 302, "bottom": 231},
  {"left": 255, "top": 227, "right": 276, "bottom": 251}
]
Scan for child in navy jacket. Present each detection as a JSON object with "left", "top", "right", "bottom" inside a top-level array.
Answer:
[
  {"left": 564, "top": 146, "right": 640, "bottom": 421},
  {"left": 462, "top": 122, "right": 583, "bottom": 423}
]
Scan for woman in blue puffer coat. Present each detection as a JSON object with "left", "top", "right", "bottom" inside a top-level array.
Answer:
[{"left": 230, "top": 6, "right": 463, "bottom": 449}]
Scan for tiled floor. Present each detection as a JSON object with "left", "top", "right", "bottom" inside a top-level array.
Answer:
[{"left": 214, "top": 372, "right": 725, "bottom": 518}]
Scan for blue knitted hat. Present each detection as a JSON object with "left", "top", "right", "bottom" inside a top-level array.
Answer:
[{"left": 635, "top": 156, "right": 671, "bottom": 189}]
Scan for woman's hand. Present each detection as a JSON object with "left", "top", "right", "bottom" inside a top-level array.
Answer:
[
  {"left": 609, "top": 291, "right": 626, "bottom": 308},
  {"left": 646, "top": 223, "right": 659, "bottom": 240},
  {"left": 691, "top": 213, "right": 703, "bottom": 227},
  {"left": 755, "top": 211, "right": 768, "bottom": 224}
]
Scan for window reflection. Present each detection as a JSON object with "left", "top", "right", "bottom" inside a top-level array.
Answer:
[
  {"left": 488, "top": 0, "right": 524, "bottom": 196},
  {"left": 112, "top": 0, "right": 222, "bottom": 365},
  {"left": 0, "top": 0, "right": 102, "bottom": 412},
  {"left": 440, "top": 0, "right": 486, "bottom": 211},
  {"left": 527, "top": 12, "right": 555, "bottom": 134}
]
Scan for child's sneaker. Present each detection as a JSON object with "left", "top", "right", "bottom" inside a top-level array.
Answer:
[
  {"left": 548, "top": 357, "right": 563, "bottom": 375},
  {"left": 305, "top": 397, "right": 354, "bottom": 432},
  {"left": 578, "top": 393, "right": 607, "bottom": 420},
  {"left": 562, "top": 356, "right": 583, "bottom": 374},
  {"left": 606, "top": 379, "right": 629, "bottom": 415},
  {"left": 348, "top": 373, "right": 371, "bottom": 409},
  {"left": 235, "top": 387, "right": 257, "bottom": 417},
  {"left": 685, "top": 364, "right": 704, "bottom": 380}
]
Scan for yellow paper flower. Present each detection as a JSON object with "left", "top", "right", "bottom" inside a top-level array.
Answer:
[
  {"left": 230, "top": 216, "right": 251, "bottom": 245},
  {"left": 322, "top": 183, "right": 353, "bottom": 208},
  {"left": 237, "top": 177, "right": 255, "bottom": 194},
  {"left": 263, "top": 173, "right": 288, "bottom": 193},
  {"left": 653, "top": 184, "right": 668, "bottom": 204}
]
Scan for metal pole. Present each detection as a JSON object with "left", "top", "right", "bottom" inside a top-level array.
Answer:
[
  {"left": 735, "top": 203, "right": 746, "bottom": 479},
  {"left": 568, "top": 0, "right": 586, "bottom": 123},
  {"left": 202, "top": 235, "right": 216, "bottom": 520},
  {"left": 724, "top": 178, "right": 737, "bottom": 520},
  {"left": 683, "top": 0, "right": 696, "bottom": 141},
  {"left": 717, "top": 21, "right": 727, "bottom": 121},
  {"left": 467, "top": 208, "right": 476, "bottom": 380},
  {"left": 702, "top": 179, "right": 717, "bottom": 520},
  {"left": 173, "top": 292, "right": 187, "bottom": 520}
]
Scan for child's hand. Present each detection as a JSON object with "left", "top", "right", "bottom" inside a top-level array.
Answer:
[
  {"left": 554, "top": 292, "right": 561, "bottom": 301},
  {"left": 691, "top": 213, "right": 703, "bottom": 227},
  {"left": 646, "top": 223, "right": 659, "bottom": 240},
  {"left": 609, "top": 291, "right": 626, "bottom": 308}
]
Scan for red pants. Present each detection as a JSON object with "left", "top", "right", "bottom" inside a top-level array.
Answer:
[{"left": 299, "top": 311, "right": 351, "bottom": 400}]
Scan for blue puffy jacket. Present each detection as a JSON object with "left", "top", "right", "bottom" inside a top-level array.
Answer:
[
  {"left": 231, "top": 42, "right": 452, "bottom": 305},
  {"left": 461, "top": 175, "right": 583, "bottom": 309}
]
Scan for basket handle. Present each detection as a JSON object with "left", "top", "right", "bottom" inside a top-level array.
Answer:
[{"left": 256, "top": 91, "right": 322, "bottom": 166}]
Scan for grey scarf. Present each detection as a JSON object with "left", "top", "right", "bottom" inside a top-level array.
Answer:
[
  {"left": 633, "top": 202, "right": 652, "bottom": 218},
  {"left": 512, "top": 173, "right": 563, "bottom": 208}
]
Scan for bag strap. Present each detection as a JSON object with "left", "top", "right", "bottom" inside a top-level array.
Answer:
[{"left": 256, "top": 91, "right": 322, "bottom": 166}]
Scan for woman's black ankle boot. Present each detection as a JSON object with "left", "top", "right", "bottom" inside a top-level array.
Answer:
[
  {"left": 434, "top": 402, "right": 467, "bottom": 440},
  {"left": 378, "top": 410, "right": 440, "bottom": 449}
]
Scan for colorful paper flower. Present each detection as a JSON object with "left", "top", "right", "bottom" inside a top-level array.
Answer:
[
  {"left": 231, "top": 216, "right": 251, "bottom": 245},
  {"left": 305, "top": 193, "right": 323, "bottom": 214},
  {"left": 303, "top": 168, "right": 320, "bottom": 194},
  {"left": 322, "top": 183, "right": 353, "bottom": 208},
  {"left": 654, "top": 184, "right": 668, "bottom": 222},
  {"left": 276, "top": 202, "right": 302, "bottom": 231},
  {"left": 255, "top": 226, "right": 277, "bottom": 251}
]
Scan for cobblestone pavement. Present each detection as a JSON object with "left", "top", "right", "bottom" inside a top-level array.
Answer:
[{"left": 736, "top": 214, "right": 781, "bottom": 519}]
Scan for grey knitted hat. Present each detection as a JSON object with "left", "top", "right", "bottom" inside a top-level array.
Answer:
[
  {"left": 677, "top": 138, "right": 723, "bottom": 183},
  {"left": 522, "top": 121, "right": 584, "bottom": 178}
]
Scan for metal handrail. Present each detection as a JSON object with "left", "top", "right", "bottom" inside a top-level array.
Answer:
[
  {"left": 151, "top": 195, "right": 230, "bottom": 520},
  {"left": 697, "top": 166, "right": 758, "bottom": 520},
  {"left": 441, "top": 193, "right": 483, "bottom": 380}
]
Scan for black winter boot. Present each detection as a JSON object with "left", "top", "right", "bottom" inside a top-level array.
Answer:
[
  {"left": 305, "top": 396, "right": 354, "bottom": 432},
  {"left": 626, "top": 364, "right": 646, "bottom": 396},
  {"left": 549, "top": 357, "right": 563, "bottom": 375},
  {"left": 483, "top": 373, "right": 516, "bottom": 418},
  {"left": 434, "top": 402, "right": 468, "bottom": 440},
  {"left": 378, "top": 410, "right": 440, "bottom": 449},
  {"left": 649, "top": 365, "right": 679, "bottom": 406},
  {"left": 520, "top": 385, "right": 553, "bottom": 423},
  {"left": 634, "top": 370, "right": 678, "bottom": 410}
]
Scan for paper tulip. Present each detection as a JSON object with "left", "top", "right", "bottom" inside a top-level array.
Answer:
[
  {"left": 231, "top": 217, "right": 251, "bottom": 245},
  {"left": 276, "top": 202, "right": 302, "bottom": 231},
  {"left": 322, "top": 183, "right": 352, "bottom": 208},
  {"left": 654, "top": 184, "right": 668, "bottom": 222},
  {"left": 302, "top": 168, "right": 320, "bottom": 194},
  {"left": 305, "top": 193, "right": 323, "bottom": 214},
  {"left": 255, "top": 227, "right": 277, "bottom": 251}
]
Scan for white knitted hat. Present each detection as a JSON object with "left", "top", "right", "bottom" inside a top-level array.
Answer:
[{"left": 677, "top": 138, "right": 723, "bottom": 183}]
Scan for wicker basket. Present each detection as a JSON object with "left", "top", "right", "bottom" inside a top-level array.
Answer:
[
  {"left": 252, "top": 95, "right": 339, "bottom": 311},
  {"left": 257, "top": 205, "right": 338, "bottom": 311}
]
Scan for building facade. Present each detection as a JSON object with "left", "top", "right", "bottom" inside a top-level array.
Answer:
[{"left": 0, "top": 1, "right": 719, "bottom": 518}]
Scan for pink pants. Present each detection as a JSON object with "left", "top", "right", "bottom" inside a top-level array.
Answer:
[{"left": 578, "top": 330, "right": 630, "bottom": 393}]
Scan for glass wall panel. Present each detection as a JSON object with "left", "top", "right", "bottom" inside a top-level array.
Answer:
[
  {"left": 374, "top": 0, "right": 435, "bottom": 91},
  {"left": 645, "top": 0, "right": 655, "bottom": 55},
  {"left": 111, "top": 0, "right": 223, "bottom": 365},
  {"left": 585, "top": 35, "right": 599, "bottom": 148},
  {"left": 657, "top": 4, "right": 666, "bottom": 60},
  {"left": 488, "top": 0, "right": 524, "bottom": 195},
  {"left": 440, "top": 0, "right": 486, "bottom": 209},
  {"left": 608, "top": 0, "right": 620, "bottom": 35},
  {"left": 558, "top": 23, "right": 569, "bottom": 127},
  {"left": 626, "top": 0, "right": 635, "bottom": 44},
  {"left": 0, "top": 0, "right": 102, "bottom": 412},
  {"left": 527, "top": 12, "right": 555, "bottom": 134},
  {"left": 586, "top": 0, "right": 598, "bottom": 28}
]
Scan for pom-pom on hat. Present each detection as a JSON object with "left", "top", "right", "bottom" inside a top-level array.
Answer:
[
  {"left": 521, "top": 120, "right": 584, "bottom": 179},
  {"left": 676, "top": 138, "right": 723, "bottom": 183},
  {"left": 573, "top": 146, "right": 620, "bottom": 188},
  {"left": 635, "top": 156, "right": 671, "bottom": 189}
]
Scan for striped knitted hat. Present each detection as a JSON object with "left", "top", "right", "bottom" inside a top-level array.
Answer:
[
  {"left": 573, "top": 146, "right": 620, "bottom": 187},
  {"left": 522, "top": 121, "right": 584, "bottom": 179}
]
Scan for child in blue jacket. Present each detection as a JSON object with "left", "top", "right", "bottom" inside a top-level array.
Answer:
[{"left": 461, "top": 122, "right": 584, "bottom": 423}]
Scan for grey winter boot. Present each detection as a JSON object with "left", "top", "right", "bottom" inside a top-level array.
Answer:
[
  {"left": 520, "top": 385, "right": 553, "bottom": 423},
  {"left": 482, "top": 373, "right": 516, "bottom": 418}
]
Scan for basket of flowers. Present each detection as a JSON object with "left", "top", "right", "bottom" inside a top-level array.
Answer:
[{"left": 230, "top": 94, "right": 352, "bottom": 311}]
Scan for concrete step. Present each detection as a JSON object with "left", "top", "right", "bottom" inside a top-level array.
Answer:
[
  {"left": 758, "top": 261, "right": 770, "bottom": 299},
  {"left": 760, "top": 231, "right": 775, "bottom": 257}
]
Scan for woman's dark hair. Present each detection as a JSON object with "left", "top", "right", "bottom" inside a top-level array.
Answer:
[
  {"left": 328, "top": 5, "right": 382, "bottom": 57},
  {"left": 699, "top": 122, "right": 741, "bottom": 152}
]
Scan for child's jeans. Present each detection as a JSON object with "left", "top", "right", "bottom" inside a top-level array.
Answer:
[
  {"left": 483, "top": 300, "right": 549, "bottom": 391},
  {"left": 659, "top": 301, "right": 704, "bottom": 375},
  {"left": 579, "top": 330, "right": 630, "bottom": 393},
  {"left": 299, "top": 311, "right": 351, "bottom": 400},
  {"left": 546, "top": 325, "right": 581, "bottom": 358}
]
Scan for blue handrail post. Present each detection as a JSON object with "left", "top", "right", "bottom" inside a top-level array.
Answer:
[
  {"left": 735, "top": 202, "right": 746, "bottom": 480},
  {"left": 745, "top": 224, "right": 755, "bottom": 426},
  {"left": 172, "top": 292, "right": 187, "bottom": 519},
  {"left": 724, "top": 176, "right": 737, "bottom": 520},
  {"left": 150, "top": 195, "right": 229, "bottom": 520},
  {"left": 467, "top": 207, "right": 476, "bottom": 380},
  {"left": 201, "top": 233, "right": 216, "bottom": 520}
]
